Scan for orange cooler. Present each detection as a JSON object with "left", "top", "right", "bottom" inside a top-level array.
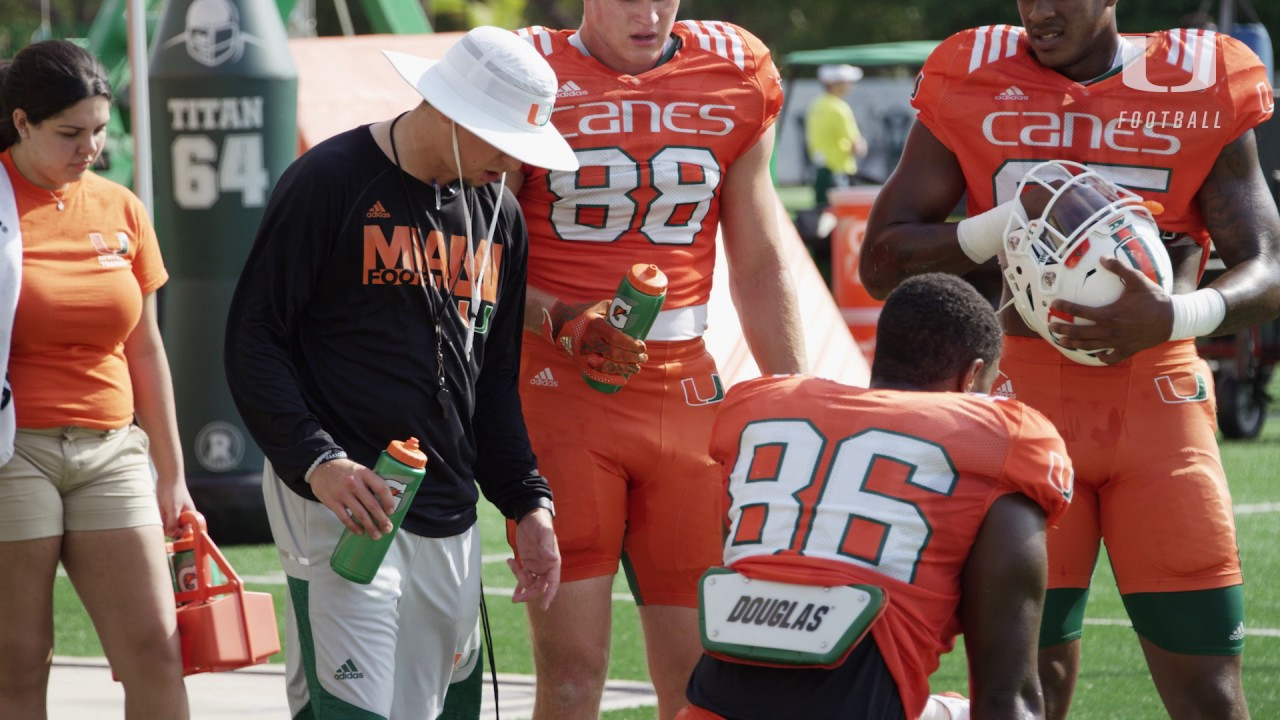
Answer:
[{"left": 828, "top": 185, "right": 885, "bottom": 361}]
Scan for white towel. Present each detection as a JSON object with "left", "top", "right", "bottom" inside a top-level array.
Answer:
[{"left": 0, "top": 166, "right": 21, "bottom": 466}]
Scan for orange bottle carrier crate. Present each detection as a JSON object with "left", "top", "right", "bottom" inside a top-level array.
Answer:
[{"left": 168, "top": 510, "right": 280, "bottom": 675}]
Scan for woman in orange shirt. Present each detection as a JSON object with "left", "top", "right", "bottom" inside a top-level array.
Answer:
[{"left": 0, "top": 40, "right": 192, "bottom": 719}]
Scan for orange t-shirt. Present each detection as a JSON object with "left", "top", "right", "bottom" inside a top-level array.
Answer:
[
  {"left": 3, "top": 150, "right": 168, "bottom": 430},
  {"left": 516, "top": 21, "right": 784, "bottom": 308},
  {"left": 711, "top": 375, "right": 1073, "bottom": 718},
  {"left": 912, "top": 26, "right": 1274, "bottom": 276}
]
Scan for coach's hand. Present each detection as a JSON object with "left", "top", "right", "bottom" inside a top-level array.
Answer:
[
  {"left": 310, "top": 458, "right": 395, "bottom": 539},
  {"left": 508, "top": 508, "right": 561, "bottom": 610},
  {"left": 545, "top": 300, "right": 648, "bottom": 388}
]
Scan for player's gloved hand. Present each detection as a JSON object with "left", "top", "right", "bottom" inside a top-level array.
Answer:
[{"left": 543, "top": 300, "right": 648, "bottom": 388}]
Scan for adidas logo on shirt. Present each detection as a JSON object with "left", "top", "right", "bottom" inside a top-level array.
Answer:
[
  {"left": 994, "top": 85, "right": 1029, "bottom": 101},
  {"left": 334, "top": 658, "right": 364, "bottom": 680},
  {"left": 366, "top": 201, "right": 391, "bottom": 219},
  {"left": 556, "top": 80, "right": 588, "bottom": 98},
  {"left": 529, "top": 368, "right": 559, "bottom": 387}
]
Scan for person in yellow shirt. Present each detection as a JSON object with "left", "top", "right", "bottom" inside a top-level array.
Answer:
[{"left": 806, "top": 63, "right": 867, "bottom": 207}]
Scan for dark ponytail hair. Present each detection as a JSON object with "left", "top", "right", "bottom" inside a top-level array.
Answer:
[{"left": 0, "top": 39, "right": 112, "bottom": 152}]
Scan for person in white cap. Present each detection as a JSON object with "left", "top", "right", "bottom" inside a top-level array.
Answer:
[
  {"left": 223, "top": 25, "right": 572, "bottom": 720},
  {"left": 806, "top": 63, "right": 867, "bottom": 207},
  {"left": 511, "top": 4, "right": 808, "bottom": 719}
]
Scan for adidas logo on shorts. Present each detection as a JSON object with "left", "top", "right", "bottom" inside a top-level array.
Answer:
[
  {"left": 530, "top": 367, "right": 559, "bottom": 387},
  {"left": 334, "top": 658, "right": 364, "bottom": 680},
  {"left": 1229, "top": 622, "right": 1246, "bottom": 641}
]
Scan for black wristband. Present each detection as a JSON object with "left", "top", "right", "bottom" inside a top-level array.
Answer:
[{"left": 514, "top": 497, "right": 555, "bottom": 523}]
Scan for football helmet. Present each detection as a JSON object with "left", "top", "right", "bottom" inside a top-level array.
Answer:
[{"left": 1000, "top": 160, "right": 1173, "bottom": 366}]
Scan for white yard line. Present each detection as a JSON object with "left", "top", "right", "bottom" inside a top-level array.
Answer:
[
  {"left": 1235, "top": 502, "right": 1280, "bottom": 515},
  {"left": 1083, "top": 617, "right": 1280, "bottom": 638}
]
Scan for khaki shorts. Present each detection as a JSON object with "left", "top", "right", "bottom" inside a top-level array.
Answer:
[{"left": 0, "top": 425, "right": 161, "bottom": 541}]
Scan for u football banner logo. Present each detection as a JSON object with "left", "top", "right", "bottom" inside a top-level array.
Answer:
[{"left": 1121, "top": 30, "right": 1218, "bottom": 93}]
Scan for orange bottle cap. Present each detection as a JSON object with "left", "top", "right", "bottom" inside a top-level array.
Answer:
[
  {"left": 627, "top": 263, "right": 668, "bottom": 296},
  {"left": 387, "top": 437, "right": 428, "bottom": 468}
]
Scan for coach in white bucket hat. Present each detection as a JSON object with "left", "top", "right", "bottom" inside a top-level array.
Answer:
[
  {"left": 224, "top": 23, "right": 566, "bottom": 720},
  {"left": 384, "top": 26, "right": 578, "bottom": 172}
]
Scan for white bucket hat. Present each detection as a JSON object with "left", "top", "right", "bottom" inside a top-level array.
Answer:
[{"left": 383, "top": 26, "right": 578, "bottom": 172}]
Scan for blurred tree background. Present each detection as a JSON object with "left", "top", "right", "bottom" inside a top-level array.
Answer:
[{"left": 1, "top": 0, "right": 1275, "bottom": 61}]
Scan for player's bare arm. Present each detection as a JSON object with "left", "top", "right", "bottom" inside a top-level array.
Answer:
[
  {"left": 522, "top": 284, "right": 562, "bottom": 337},
  {"left": 1053, "top": 131, "right": 1280, "bottom": 361},
  {"left": 962, "top": 492, "right": 1049, "bottom": 720},
  {"left": 1193, "top": 129, "right": 1280, "bottom": 333},
  {"left": 719, "top": 125, "right": 808, "bottom": 374},
  {"left": 860, "top": 122, "right": 978, "bottom": 300}
]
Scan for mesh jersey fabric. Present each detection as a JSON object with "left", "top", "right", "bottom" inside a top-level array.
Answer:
[
  {"left": 516, "top": 20, "right": 784, "bottom": 309},
  {"left": 912, "top": 26, "right": 1273, "bottom": 278}
]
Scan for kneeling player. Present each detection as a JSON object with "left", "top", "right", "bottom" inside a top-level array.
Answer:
[{"left": 679, "top": 274, "right": 1073, "bottom": 719}]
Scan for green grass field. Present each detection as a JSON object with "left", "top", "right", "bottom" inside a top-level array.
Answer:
[{"left": 54, "top": 398, "right": 1280, "bottom": 719}]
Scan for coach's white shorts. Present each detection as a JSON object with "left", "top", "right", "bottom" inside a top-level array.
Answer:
[{"left": 264, "top": 463, "right": 481, "bottom": 720}]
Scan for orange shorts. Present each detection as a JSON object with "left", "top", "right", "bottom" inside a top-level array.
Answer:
[
  {"left": 999, "top": 337, "right": 1241, "bottom": 595},
  {"left": 513, "top": 334, "right": 725, "bottom": 607}
]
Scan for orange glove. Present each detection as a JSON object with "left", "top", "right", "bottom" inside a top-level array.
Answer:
[{"left": 543, "top": 300, "right": 648, "bottom": 387}]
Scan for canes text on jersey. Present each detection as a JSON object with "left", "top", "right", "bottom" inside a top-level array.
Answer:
[
  {"left": 554, "top": 100, "right": 736, "bottom": 139},
  {"left": 982, "top": 110, "right": 1187, "bottom": 155}
]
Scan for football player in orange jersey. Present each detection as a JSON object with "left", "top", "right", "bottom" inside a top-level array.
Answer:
[
  {"left": 677, "top": 273, "right": 1072, "bottom": 720},
  {"left": 509, "top": 1, "right": 807, "bottom": 718},
  {"left": 859, "top": 1, "right": 1280, "bottom": 718}
]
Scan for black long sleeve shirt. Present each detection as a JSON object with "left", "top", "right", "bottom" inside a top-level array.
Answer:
[{"left": 224, "top": 125, "right": 551, "bottom": 537}]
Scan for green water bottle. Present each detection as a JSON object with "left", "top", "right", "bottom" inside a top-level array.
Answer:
[
  {"left": 329, "top": 437, "right": 428, "bottom": 584},
  {"left": 586, "top": 263, "right": 669, "bottom": 394}
]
